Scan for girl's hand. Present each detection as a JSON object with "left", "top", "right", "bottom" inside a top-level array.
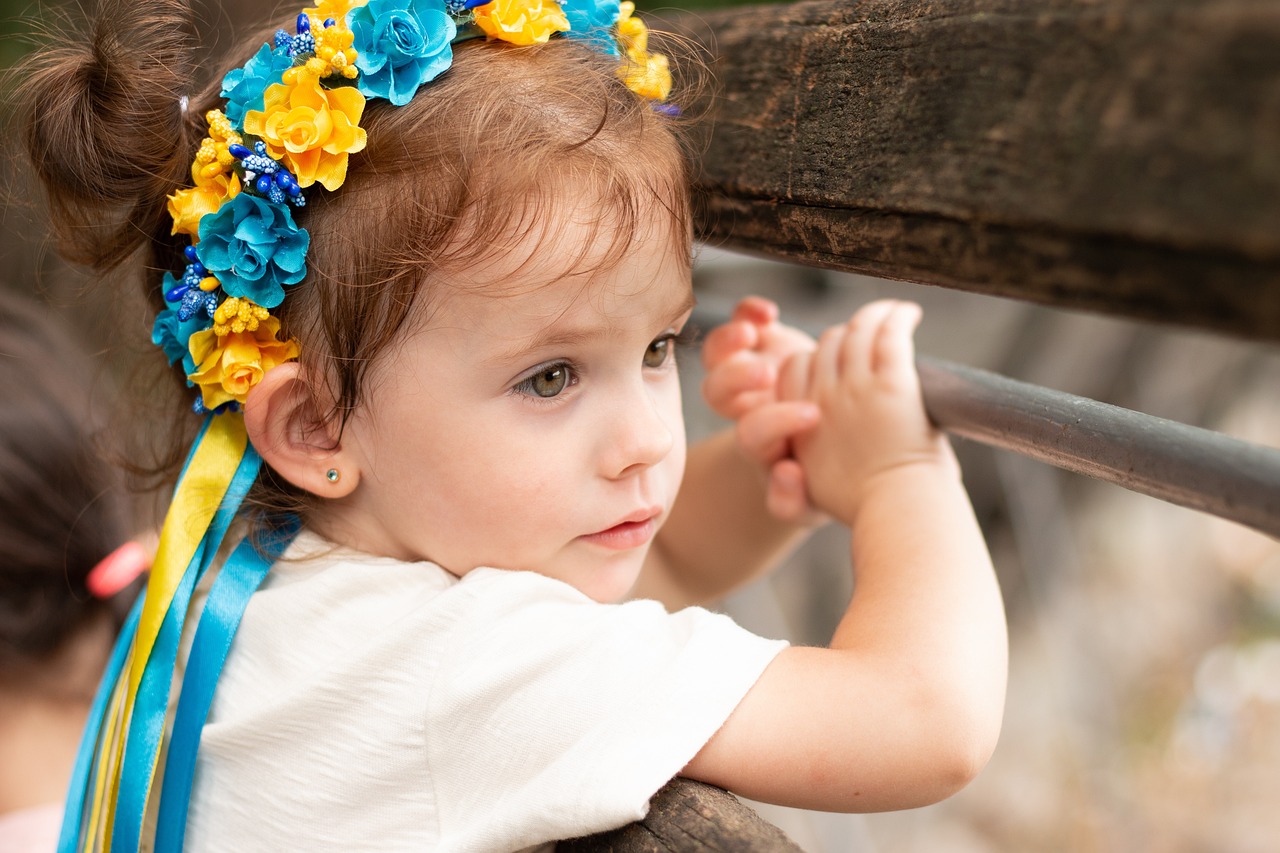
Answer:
[
  {"left": 700, "top": 297, "right": 821, "bottom": 523},
  {"left": 701, "top": 297, "right": 815, "bottom": 419},
  {"left": 787, "top": 300, "right": 957, "bottom": 525}
]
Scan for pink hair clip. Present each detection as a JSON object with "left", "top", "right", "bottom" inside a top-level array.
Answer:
[{"left": 86, "top": 541, "right": 151, "bottom": 598}]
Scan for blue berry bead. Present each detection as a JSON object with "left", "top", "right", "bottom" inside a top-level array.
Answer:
[
  {"left": 246, "top": 154, "right": 276, "bottom": 176},
  {"left": 178, "top": 287, "right": 206, "bottom": 321},
  {"left": 296, "top": 13, "right": 311, "bottom": 34},
  {"left": 277, "top": 173, "right": 301, "bottom": 197}
]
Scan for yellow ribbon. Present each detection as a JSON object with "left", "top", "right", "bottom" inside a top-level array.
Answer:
[{"left": 89, "top": 414, "right": 248, "bottom": 853}]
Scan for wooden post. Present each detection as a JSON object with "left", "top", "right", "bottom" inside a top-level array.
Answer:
[{"left": 666, "top": 0, "right": 1280, "bottom": 341}]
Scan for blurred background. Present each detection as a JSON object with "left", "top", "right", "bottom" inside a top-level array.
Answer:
[{"left": 3, "top": 1, "right": 1279, "bottom": 851}]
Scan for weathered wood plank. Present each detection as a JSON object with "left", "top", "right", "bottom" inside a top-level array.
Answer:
[
  {"left": 667, "top": 0, "right": 1280, "bottom": 341},
  {"left": 557, "top": 778, "right": 803, "bottom": 852}
]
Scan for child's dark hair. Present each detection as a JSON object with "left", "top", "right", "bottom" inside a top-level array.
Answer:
[
  {"left": 0, "top": 290, "right": 133, "bottom": 674},
  {"left": 19, "top": 0, "right": 695, "bottom": 526}
]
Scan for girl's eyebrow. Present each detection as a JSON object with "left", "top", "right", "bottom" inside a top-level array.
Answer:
[
  {"left": 504, "top": 326, "right": 596, "bottom": 361},
  {"left": 492, "top": 291, "right": 697, "bottom": 365},
  {"left": 671, "top": 291, "right": 699, "bottom": 320}
]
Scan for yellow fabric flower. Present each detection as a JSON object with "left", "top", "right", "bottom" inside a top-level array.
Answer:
[
  {"left": 244, "top": 76, "right": 368, "bottom": 191},
  {"left": 187, "top": 314, "right": 300, "bottom": 409},
  {"left": 473, "top": 0, "right": 569, "bottom": 46},
  {"left": 619, "top": 48, "right": 670, "bottom": 101},
  {"left": 614, "top": 2, "right": 670, "bottom": 101},
  {"left": 615, "top": 2, "right": 647, "bottom": 54},
  {"left": 167, "top": 173, "right": 242, "bottom": 241}
]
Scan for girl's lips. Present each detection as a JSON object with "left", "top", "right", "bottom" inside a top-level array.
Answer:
[{"left": 580, "top": 517, "right": 657, "bottom": 550}]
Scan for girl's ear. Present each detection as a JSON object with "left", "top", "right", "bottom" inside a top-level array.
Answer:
[{"left": 243, "top": 362, "right": 359, "bottom": 498}]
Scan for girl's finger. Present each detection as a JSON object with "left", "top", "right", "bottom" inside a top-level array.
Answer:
[
  {"left": 709, "top": 389, "right": 778, "bottom": 422},
  {"left": 813, "top": 324, "right": 845, "bottom": 389},
  {"left": 736, "top": 401, "right": 820, "bottom": 464},
  {"left": 759, "top": 325, "right": 819, "bottom": 368},
  {"left": 701, "top": 319, "right": 759, "bottom": 369},
  {"left": 731, "top": 296, "right": 780, "bottom": 327},
  {"left": 843, "top": 300, "right": 898, "bottom": 383},
  {"left": 701, "top": 354, "right": 775, "bottom": 418},
  {"left": 873, "top": 301, "right": 922, "bottom": 380},
  {"left": 766, "top": 459, "right": 811, "bottom": 523},
  {"left": 778, "top": 349, "right": 813, "bottom": 402}
]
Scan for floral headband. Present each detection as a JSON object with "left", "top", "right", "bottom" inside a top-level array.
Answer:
[
  {"left": 63, "top": 4, "right": 671, "bottom": 852},
  {"left": 151, "top": 0, "right": 671, "bottom": 415}
]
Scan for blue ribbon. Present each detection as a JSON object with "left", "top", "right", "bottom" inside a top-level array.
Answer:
[
  {"left": 57, "top": 415, "right": 216, "bottom": 853},
  {"left": 56, "top": 594, "right": 143, "bottom": 853},
  {"left": 109, "top": 444, "right": 263, "bottom": 853},
  {"left": 153, "top": 517, "right": 300, "bottom": 853}
]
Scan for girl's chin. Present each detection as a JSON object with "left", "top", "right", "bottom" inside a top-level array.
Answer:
[{"left": 572, "top": 555, "right": 648, "bottom": 604}]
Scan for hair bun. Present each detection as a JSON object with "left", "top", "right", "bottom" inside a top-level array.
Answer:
[{"left": 20, "top": 0, "right": 198, "bottom": 270}]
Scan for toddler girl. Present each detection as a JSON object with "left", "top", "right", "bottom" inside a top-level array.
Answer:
[{"left": 20, "top": 0, "right": 1007, "bottom": 850}]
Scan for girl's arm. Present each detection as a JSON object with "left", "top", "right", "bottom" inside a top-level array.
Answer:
[
  {"left": 637, "top": 429, "right": 810, "bottom": 608},
  {"left": 681, "top": 301, "right": 1008, "bottom": 811},
  {"left": 637, "top": 298, "right": 819, "bottom": 608}
]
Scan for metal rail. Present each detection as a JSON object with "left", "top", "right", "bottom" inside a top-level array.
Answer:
[{"left": 690, "top": 305, "right": 1280, "bottom": 540}]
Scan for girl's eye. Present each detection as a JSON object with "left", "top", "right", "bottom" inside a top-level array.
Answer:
[
  {"left": 519, "top": 364, "right": 571, "bottom": 398},
  {"left": 644, "top": 336, "right": 674, "bottom": 369}
]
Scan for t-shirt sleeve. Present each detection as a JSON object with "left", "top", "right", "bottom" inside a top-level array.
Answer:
[{"left": 424, "top": 569, "right": 788, "bottom": 853}]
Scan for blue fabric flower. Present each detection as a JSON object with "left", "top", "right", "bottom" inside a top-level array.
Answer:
[
  {"left": 350, "top": 0, "right": 456, "bottom": 106},
  {"left": 561, "top": 0, "right": 621, "bottom": 54},
  {"left": 152, "top": 277, "right": 213, "bottom": 379},
  {"left": 195, "top": 194, "right": 309, "bottom": 309},
  {"left": 221, "top": 42, "right": 294, "bottom": 128}
]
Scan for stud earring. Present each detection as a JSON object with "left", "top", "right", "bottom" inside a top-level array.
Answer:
[{"left": 325, "top": 468, "right": 341, "bottom": 483}]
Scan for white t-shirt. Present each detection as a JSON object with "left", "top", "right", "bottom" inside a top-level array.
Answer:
[{"left": 177, "top": 532, "right": 787, "bottom": 852}]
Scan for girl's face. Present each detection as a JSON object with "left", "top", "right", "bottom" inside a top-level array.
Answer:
[{"left": 317, "top": 202, "right": 692, "bottom": 603}]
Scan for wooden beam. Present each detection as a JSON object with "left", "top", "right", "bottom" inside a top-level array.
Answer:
[
  {"left": 557, "top": 778, "right": 803, "bottom": 852},
  {"left": 666, "top": 0, "right": 1280, "bottom": 341}
]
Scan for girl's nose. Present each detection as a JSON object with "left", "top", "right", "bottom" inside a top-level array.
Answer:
[{"left": 601, "top": 383, "right": 676, "bottom": 479}]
